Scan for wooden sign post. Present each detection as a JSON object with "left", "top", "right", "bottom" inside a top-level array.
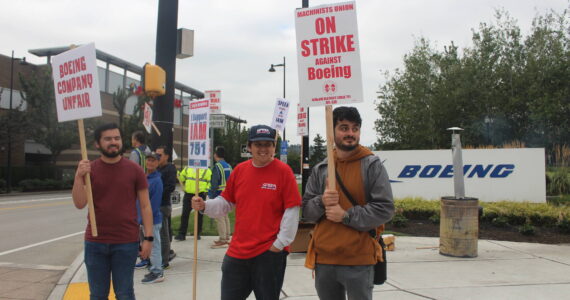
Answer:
[
  {"left": 51, "top": 43, "right": 103, "bottom": 236},
  {"left": 187, "top": 99, "right": 211, "bottom": 300}
]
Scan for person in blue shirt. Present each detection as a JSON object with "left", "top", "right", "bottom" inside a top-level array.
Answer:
[{"left": 137, "top": 151, "right": 164, "bottom": 284}]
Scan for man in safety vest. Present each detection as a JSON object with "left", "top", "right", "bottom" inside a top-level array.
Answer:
[
  {"left": 129, "top": 130, "right": 150, "bottom": 172},
  {"left": 175, "top": 166, "right": 212, "bottom": 241},
  {"left": 208, "top": 146, "right": 233, "bottom": 248}
]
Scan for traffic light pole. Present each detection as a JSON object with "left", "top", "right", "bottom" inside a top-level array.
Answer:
[{"left": 152, "top": 0, "right": 178, "bottom": 159}]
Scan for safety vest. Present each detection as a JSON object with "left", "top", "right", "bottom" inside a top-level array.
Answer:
[
  {"left": 133, "top": 147, "right": 146, "bottom": 172},
  {"left": 214, "top": 160, "right": 232, "bottom": 192},
  {"left": 179, "top": 167, "right": 212, "bottom": 194}
]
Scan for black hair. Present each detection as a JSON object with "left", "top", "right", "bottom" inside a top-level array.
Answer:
[
  {"left": 333, "top": 106, "right": 362, "bottom": 128},
  {"left": 215, "top": 146, "right": 226, "bottom": 158},
  {"left": 155, "top": 145, "right": 171, "bottom": 157},
  {"left": 131, "top": 130, "right": 145, "bottom": 144},
  {"left": 94, "top": 123, "right": 122, "bottom": 143}
]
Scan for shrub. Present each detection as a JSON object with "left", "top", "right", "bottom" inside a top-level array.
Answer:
[
  {"left": 390, "top": 214, "right": 408, "bottom": 227},
  {"left": 492, "top": 216, "right": 509, "bottom": 228},
  {"left": 18, "top": 178, "right": 70, "bottom": 192},
  {"left": 395, "top": 198, "right": 440, "bottom": 220},
  {"left": 518, "top": 223, "right": 536, "bottom": 236},
  {"left": 549, "top": 169, "right": 570, "bottom": 195},
  {"left": 557, "top": 219, "right": 570, "bottom": 234},
  {"left": 429, "top": 214, "right": 440, "bottom": 224}
]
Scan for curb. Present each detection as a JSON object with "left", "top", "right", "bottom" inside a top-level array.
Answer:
[{"left": 47, "top": 250, "right": 84, "bottom": 300}]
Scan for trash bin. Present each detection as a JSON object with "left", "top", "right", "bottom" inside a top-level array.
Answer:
[{"left": 439, "top": 196, "right": 479, "bottom": 257}]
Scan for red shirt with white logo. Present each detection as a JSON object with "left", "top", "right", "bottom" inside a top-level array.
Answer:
[{"left": 222, "top": 159, "right": 301, "bottom": 259}]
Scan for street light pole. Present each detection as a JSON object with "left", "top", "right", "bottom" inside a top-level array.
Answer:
[
  {"left": 268, "top": 56, "right": 286, "bottom": 142},
  {"left": 6, "top": 51, "right": 15, "bottom": 193}
]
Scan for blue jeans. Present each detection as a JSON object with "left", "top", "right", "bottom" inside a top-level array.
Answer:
[
  {"left": 144, "top": 223, "right": 163, "bottom": 274},
  {"left": 221, "top": 250, "right": 288, "bottom": 300},
  {"left": 84, "top": 241, "right": 139, "bottom": 300}
]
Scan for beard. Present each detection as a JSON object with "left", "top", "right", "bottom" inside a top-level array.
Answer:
[
  {"left": 99, "top": 145, "right": 123, "bottom": 158},
  {"left": 335, "top": 137, "right": 359, "bottom": 151}
]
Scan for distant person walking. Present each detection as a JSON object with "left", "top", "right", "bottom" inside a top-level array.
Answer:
[
  {"left": 192, "top": 125, "right": 301, "bottom": 300},
  {"left": 302, "top": 107, "right": 395, "bottom": 300},
  {"left": 208, "top": 146, "right": 233, "bottom": 248},
  {"left": 72, "top": 123, "right": 154, "bottom": 299}
]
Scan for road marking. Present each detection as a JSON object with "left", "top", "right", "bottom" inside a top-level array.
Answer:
[
  {"left": 64, "top": 282, "right": 116, "bottom": 300},
  {"left": 0, "top": 261, "right": 67, "bottom": 271},
  {"left": 0, "top": 231, "right": 84, "bottom": 257},
  {"left": 0, "top": 200, "right": 70, "bottom": 211},
  {"left": 0, "top": 196, "right": 72, "bottom": 205}
]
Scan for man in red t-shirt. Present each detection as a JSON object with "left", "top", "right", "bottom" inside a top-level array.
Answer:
[
  {"left": 72, "top": 123, "right": 154, "bottom": 300},
  {"left": 192, "top": 124, "right": 301, "bottom": 300}
]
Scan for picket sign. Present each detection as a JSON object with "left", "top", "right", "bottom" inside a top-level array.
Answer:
[
  {"left": 142, "top": 102, "right": 161, "bottom": 136},
  {"left": 51, "top": 43, "right": 102, "bottom": 236},
  {"left": 187, "top": 99, "right": 210, "bottom": 300},
  {"left": 295, "top": 1, "right": 363, "bottom": 188}
]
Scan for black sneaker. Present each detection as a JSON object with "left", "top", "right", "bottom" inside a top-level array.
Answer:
[
  {"left": 141, "top": 272, "right": 164, "bottom": 284},
  {"left": 174, "top": 235, "right": 186, "bottom": 241},
  {"left": 169, "top": 251, "right": 177, "bottom": 261},
  {"left": 162, "top": 263, "right": 170, "bottom": 270}
]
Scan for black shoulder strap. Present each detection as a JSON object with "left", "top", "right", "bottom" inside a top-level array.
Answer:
[
  {"left": 335, "top": 168, "right": 377, "bottom": 238},
  {"left": 335, "top": 170, "right": 358, "bottom": 207}
]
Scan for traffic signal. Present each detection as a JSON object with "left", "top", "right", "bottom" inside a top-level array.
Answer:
[{"left": 142, "top": 63, "right": 166, "bottom": 98}]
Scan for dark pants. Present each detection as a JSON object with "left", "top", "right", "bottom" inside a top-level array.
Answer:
[
  {"left": 314, "top": 264, "right": 374, "bottom": 300},
  {"left": 160, "top": 205, "right": 172, "bottom": 265},
  {"left": 84, "top": 241, "right": 138, "bottom": 300},
  {"left": 178, "top": 192, "right": 204, "bottom": 236},
  {"left": 221, "top": 251, "right": 288, "bottom": 300}
]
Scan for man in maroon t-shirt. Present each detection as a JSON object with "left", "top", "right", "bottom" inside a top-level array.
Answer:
[
  {"left": 193, "top": 124, "right": 301, "bottom": 300},
  {"left": 72, "top": 123, "right": 154, "bottom": 300}
]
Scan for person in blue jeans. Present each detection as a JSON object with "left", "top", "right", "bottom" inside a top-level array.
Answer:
[
  {"left": 72, "top": 123, "right": 154, "bottom": 300},
  {"left": 137, "top": 151, "right": 164, "bottom": 284}
]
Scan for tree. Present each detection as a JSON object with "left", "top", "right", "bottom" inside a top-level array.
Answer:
[
  {"left": 287, "top": 144, "right": 301, "bottom": 174},
  {"left": 310, "top": 134, "right": 326, "bottom": 166},
  {"left": 19, "top": 66, "right": 78, "bottom": 165},
  {"left": 375, "top": 8, "right": 570, "bottom": 151},
  {"left": 112, "top": 87, "right": 149, "bottom": 150}
]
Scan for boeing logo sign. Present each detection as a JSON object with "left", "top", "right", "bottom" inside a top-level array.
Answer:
[
  {"left": 373, "top": 149, "right": 546, "bottom": 203},
  {"left": 397, "top": 164, "right": 515, "bottom": 179}
]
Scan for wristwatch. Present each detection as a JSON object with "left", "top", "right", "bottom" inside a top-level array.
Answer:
[
  {"left": 143, "top": 236, "right": 154, "bottom": 242},
  {"left": 342, "top": 211, "right": 350, "bottom": 225}
]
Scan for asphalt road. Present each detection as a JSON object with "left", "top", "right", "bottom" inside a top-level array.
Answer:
[
  {"left": 0, "top": 190, "right": 183, "bottom": 299},
  {"left": 0, "top": 191, "right": 85, "bottom": 267}
]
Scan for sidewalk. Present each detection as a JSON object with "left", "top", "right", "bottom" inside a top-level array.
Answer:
[{"left": 52, "top": 236, "right": 570, "bottom": 299}]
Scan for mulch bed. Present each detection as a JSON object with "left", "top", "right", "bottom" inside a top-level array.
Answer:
[{"left": 385, "top": 220, "right": 570, "bottom": 244}]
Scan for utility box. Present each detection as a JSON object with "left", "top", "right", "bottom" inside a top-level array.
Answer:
[
  {"left": 142, "top": 63, "right": 166, "bottom": 98},
  {"left": 177, "top": 28, "right": 194, "bottom": 59}
]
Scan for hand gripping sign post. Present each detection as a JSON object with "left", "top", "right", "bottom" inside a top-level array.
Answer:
[
  {"left": 51, "top": 43, "right": 102, "bottom": 236},
  {"left": 142, "top": 102, "right": 162, "bottom": 136},
  {"left": 295, "top": 1, "right": 364, "bottom": 188},
  {"left": 187, "top": 99, "right": 210, "bottom": 300}
]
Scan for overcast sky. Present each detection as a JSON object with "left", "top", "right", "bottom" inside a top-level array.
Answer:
[{"left": 1, "top": 0, "right": 567, "bottom": 147}]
